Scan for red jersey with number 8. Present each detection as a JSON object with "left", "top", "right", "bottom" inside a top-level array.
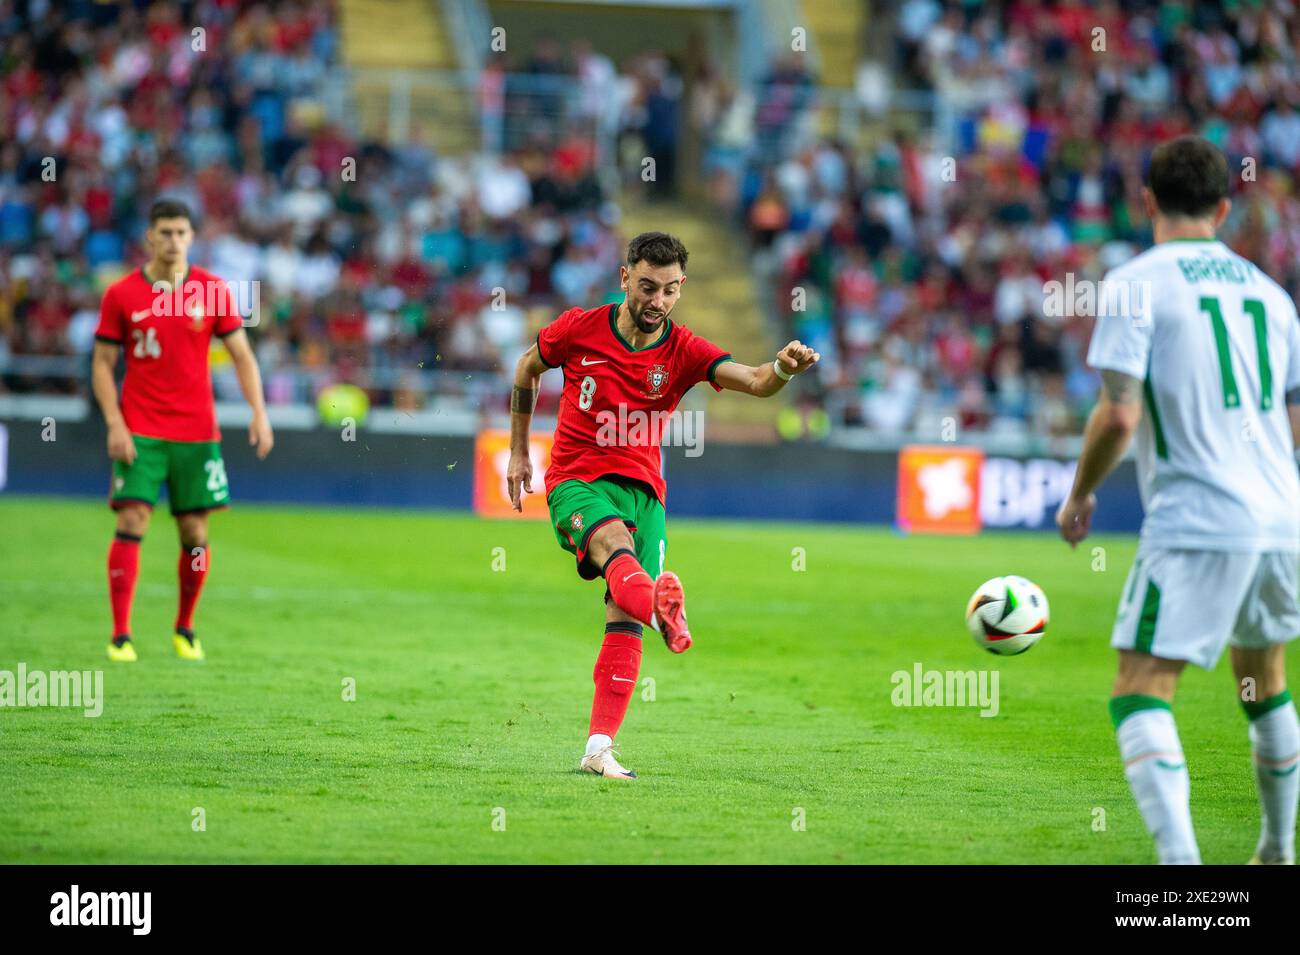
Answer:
[
  {"left": 538, "top": 303, "right": 732, "bottom": 504},
  {"left": 95, "top": 266, "right": 243, "bottom": 442}
]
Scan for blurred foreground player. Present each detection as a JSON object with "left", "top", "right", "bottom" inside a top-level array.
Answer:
[
  {"left": 1059, "top": 137, "right": 1300, "bottom": 864},
  {"left": 92, "top": 199, "right": 274, "bottom": 662}
]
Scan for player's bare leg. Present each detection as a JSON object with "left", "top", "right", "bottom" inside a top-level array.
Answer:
[
  {"left": 1109, "top": 650, "right": 1200, "bottom": 863},
  {"left": 107, "top": 503, "right": 150, "bottom": 661},
  {"left": 173, "top": 511, "right": 210, "bottom": 660},
  {"left": 1232, "top": 645, "right": 1298, "bottom": 864},
  {"left": 585, "top": 521, "right": 691, "bottom": 653}
]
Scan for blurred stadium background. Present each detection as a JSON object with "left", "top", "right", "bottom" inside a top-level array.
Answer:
[{"left": 2, "top": 0, "right": 1298, "bottom": 531}]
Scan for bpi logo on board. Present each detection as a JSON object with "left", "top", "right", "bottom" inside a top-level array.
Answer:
[
  {"left": 896, "top": 446, "right": 1077, "bottom": 533},
  {"left": 980, "top": 456, "right": 1078, "bottom": 528}
]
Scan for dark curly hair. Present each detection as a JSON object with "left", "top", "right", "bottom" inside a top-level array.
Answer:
[{"left": 626, "top": 231, "right": 688, "bottom": 270}]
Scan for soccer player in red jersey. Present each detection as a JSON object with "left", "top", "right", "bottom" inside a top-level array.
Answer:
[
  {"left": 91, "top": 199, "right": 274, "bottom": 662},
  {"left": 507, "top": 232, "right": 819, "bottom": 779}
]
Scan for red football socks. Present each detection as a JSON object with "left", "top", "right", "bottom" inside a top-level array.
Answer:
[
  {"left": 108, "top": 531, "right": 141, "bottom": 638},
  {"left": 602, "top": 550, "right": 655, "bottom": 626},
  {"left": 176, "top": 544, "right": 209, "bottom": 633},
  {"left": 589, "top": 623, "right": 643, "bottom": 738}
]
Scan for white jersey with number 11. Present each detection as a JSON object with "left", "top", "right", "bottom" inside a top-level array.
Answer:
[{"left": 1087, "top": 238, "right": 1300, "bottom": 551}]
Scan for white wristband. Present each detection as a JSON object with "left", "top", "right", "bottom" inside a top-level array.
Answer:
[{"left": 772, "top": 358, "right": 793, "bottom": 382}]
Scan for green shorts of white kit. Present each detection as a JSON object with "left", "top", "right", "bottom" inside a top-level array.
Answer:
[{"left": 1111, "top": 546, "right": 1300, "bottom": 670}]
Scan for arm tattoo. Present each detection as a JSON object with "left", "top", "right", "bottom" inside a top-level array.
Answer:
[
  {"left": 1100, "top": 370, "right": 1141, "bottom": 404},
  {"left": 1286, "top": 387, "right": 1300, "bottom": 406},
  {"left": 510, "top": 386, "right": 536, "bottom": 414}
]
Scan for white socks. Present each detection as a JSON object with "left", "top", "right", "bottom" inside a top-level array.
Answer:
[
  {"left": 1246, "top": 699, "right": 1299, "bottom": 863},
  {"left": 585, "top": 733, "right": 612, "bottom": 757},
  {"left": 1115, "top": 705, "right": 1201, "bottom": 864},
  {"left": 1114, "top": 693, "right": 1300, "bottom": 865}
]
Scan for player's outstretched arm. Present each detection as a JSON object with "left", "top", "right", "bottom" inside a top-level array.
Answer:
[
  {"left": 92, "top": 340, "right": 136, "bottom": 464},
  {"left": 222, "top": 328, "right": 274, "bottom": 459},
  {"left": 1056, "top": 370, "right": 1143, "bottom": 547},
  {"left": 714, "top": 340, "right": 820, "bottom": 398},
  {"left": 507, "top": 343, "right": 550, "bottom": 512}
]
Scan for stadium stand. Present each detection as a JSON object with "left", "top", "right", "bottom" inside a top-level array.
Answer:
[{"left": 2, "top": 0, "right": 1298, "bottom": 448}]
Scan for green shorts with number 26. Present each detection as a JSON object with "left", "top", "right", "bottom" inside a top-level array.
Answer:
[
  {"left": 547, "top": 475, "right": 666, "bottom": 581},
  {"left": 110, "top": 436, "right": 230, "bottom": 515}
]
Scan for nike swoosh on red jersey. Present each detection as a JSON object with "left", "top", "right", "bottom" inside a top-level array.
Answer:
[
  {"left": 580, "top": 357, "right": 607, "bottom": 366},
  {"left": 130, "top": 309, "right": 151, "bottom": 322}
]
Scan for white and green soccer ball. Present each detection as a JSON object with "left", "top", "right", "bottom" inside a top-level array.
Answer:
[{"left": 965, "top": 575, "right": 1049, "bottom": 656}]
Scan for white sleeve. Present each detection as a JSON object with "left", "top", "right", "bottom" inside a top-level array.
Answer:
[{"left": 1086, "top": 269, "right": 1152, "bottom": 379}]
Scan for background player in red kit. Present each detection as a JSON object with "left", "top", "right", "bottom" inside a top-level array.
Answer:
[
  {"left": 91, "top": 199, "right": 274, "bottom": 662},
  {"left": 507, "top": 231, "right": 819, "bottom": 779}
]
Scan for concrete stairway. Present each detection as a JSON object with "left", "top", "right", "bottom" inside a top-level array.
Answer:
[
  {"left": 339, "top": 0, "right": 477, "bottom": 152},
  {"left": 340, "top": 0, "right": 453, "bottom": 70},
  {"left": 795, "top": 0, "right": 866, "bottom": 89}
]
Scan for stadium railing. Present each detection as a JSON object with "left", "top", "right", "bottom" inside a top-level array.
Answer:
[{"left": 334, "top": 66, "right": 616, "bottom": 174}]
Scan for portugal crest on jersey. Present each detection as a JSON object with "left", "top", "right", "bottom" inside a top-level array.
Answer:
[
  {"left": 187, "top": 302, "right": 206, "bottom": 332},
  {"left": 571, "top": 512, "right": 584, "bottom": 532},
  {"left": 646, "top": 363, "right": 668, "bottom": 396}
]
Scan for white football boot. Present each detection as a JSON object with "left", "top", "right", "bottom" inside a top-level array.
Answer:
[{"left": 580, "top": 744, "right": 637, "bottom": 780}]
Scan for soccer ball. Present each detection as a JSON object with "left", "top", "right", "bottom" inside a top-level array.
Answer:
[{"left": 965, "top": 576, "right": 1049, "bottom": 655}]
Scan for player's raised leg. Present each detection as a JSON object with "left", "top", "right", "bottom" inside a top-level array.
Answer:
[
  {"left": 173, "top": 510, "right": 210, "bottom": 661},
  {"left": 587, "top": 520, "right": 654, "bottom": 621},
  {"left": 586, "top": 519, "right": 690, "bottom": 653},
  {"left": 107, "top": 503, "right": 150, "bottom": 662},
  {"left": 630, "top": 488, "right": 691, "bottom": 654},
  {"left": 1232, "top": 645, "right": 1298, "bottom": 864},
  {"left": 1109, "top": 649, "right": 1200, "bottom": 864}
]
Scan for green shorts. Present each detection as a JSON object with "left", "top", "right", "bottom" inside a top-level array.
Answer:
[
  {"left": 110, "top": 436, "right": 230, "bottom": 515},
  {"left": 547, "top": 475, "right": 666, "bottom": 581}
]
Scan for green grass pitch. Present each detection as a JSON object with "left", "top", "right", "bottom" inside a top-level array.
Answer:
[{"left": 1, "top": 494, "right": 1290, "bottom": 864}]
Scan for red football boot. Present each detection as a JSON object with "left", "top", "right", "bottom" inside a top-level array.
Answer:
[{"left": 652, "top": 571, "right": 692, "bottom": 653}]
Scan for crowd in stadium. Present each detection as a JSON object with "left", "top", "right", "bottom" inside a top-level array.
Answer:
[
  {"left": 726, "top": 0, "right": 1300, "bottom": 436},
  {"left": 2, "top": 1, "right": 1299, "bottom": 440},
  {"left": 0, "top": 0, "right": 633, "bottom": 412}
]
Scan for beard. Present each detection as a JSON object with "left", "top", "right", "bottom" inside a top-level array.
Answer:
[{"left": 630, "top": 300, "right": 670, "bottom": 333}]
